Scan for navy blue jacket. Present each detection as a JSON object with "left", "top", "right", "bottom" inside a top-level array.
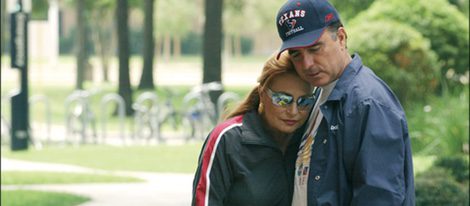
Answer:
[{"left": 307, "top": 54, "right": 415, "bottom": 205}]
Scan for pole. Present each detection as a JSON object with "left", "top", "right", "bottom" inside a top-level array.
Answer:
[{"left": 10, "top": 0, "right": 29, "bottom": 151}]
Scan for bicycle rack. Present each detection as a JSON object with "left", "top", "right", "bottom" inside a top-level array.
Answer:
[
  {"left": 100, "top": 93, "right": 126, "bottom": 145},
  {"left": 217, "top": 92, "right": 240, "bottom": 122},
  {"left": 132, "top": 92, "right": 161, "bottom": 144},
  {"left": 182, "top": 91, "right": 207, "bottom": 140},
  {"left": 1, "top": 115, "right": 11, "bottom": 146},
  {"left": 1, "top": 92, "right": 14, "bottom": 146},
  {"left": 29, "top": 94, "right": 51, "bottom": 147},
  {"left": 64, "top": 90, "right": 97, "bottom": 145},
  {"left": 181, "top": 82, "right": 223, "bottom": 141}
]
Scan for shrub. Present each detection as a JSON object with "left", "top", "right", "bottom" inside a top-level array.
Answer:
[
  {"left": 348, "top": 20, "right": 440, "bottom": 104},
  {"left": 434, "top": 155, "right": 469, "bottom": 183},
  {"left": 351, "top": 0, "right": 469, "bottom": 77},
  {"left": 328, "top": 0, "right": 375, "bottom": 20},
  {"left": 407, "top": 91, "right": 469, "bottom": 156},
  {"left": 415, "top": 168, "right": 468, "bottom": 205}
]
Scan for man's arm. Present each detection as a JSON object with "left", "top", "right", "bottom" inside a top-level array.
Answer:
[{"left": 348, "top": 99, "right": 412, "bottom": 205}]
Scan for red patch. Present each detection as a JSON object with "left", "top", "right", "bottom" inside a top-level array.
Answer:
[
  {"left": 325, "top": 13, "right": 334, "bottom": 22},
  {"left": 297, "top": 2, "right": 301, "bottom": 6}
]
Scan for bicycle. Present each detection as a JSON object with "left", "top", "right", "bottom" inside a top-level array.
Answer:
[
  {"left": 181, "top": 82, "right": 223, "bottom": 141},
  {"left": 157, "top": 87, "right": 184, "bottom": 140}
]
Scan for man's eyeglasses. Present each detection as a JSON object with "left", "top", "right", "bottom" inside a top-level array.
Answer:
[{"left": 266, "top": 88, "right": 316, "bottom": 110}]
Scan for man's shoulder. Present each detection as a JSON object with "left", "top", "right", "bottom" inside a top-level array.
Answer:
[{"left": 343, "top": 66, "right": 404, "bottom": 113}]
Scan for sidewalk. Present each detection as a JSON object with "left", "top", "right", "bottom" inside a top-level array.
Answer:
[{"left": 1, "top": 158, "right": 193, "bottom": 206}]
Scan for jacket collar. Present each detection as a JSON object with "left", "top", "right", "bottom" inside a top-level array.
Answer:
[
  {"left": 328, "top": 53, "right": 363, "bottom": 101},
  {"left": 240, "top": 110, "right": 302, "bottom": 149},
  {"left": 240, "top": 111, "right": 278, "bottom": 147}
]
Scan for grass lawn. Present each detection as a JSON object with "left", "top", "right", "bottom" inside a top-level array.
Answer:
[
  {"left": 1, "top": 190, "right": 90, "bottom": 206},
  {"left": 1, "top": 171, "right": 142, "bottom": 185},
  {"left": 1, "top": 143, "right": 203, "bottom": 174},
  {"left": 2, "top": 144, "right": 434, "bottom": 176}
]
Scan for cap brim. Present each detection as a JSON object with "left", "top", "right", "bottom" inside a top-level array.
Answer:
[{"left": 276, "top": 28, "right": 326, "bottom": 59}]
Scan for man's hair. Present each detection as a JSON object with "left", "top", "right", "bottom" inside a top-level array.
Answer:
[{"left": 327, "top": 21, "right": 343, "bottom": 41}]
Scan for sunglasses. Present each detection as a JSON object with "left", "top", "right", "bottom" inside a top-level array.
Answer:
[{"left": 266, "top": 88, "right": 316, "bottom": 110}]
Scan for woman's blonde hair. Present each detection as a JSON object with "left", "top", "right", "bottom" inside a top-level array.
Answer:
[{"left": 225, "top": 52, "right": 296, "bottom": 119}]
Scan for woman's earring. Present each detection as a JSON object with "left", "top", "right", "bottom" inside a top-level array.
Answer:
[{"left": 258, "top": 103, "right": 264, "bottom": 114}]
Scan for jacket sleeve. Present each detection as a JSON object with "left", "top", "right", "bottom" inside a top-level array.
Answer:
[
  {"left": 192, "top": 132, "right": 233, "bottom": 206},
  {"left": 346, "top": 99, "right": 414, "bottom": 206}
]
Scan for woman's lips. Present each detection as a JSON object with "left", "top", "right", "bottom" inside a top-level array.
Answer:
[{"left": 283, "top": 120, "right": 298, "bottom": 126}]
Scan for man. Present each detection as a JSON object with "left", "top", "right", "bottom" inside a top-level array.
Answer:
[{"left": 275, "top": 0, "right": 415, "bottom": 205}]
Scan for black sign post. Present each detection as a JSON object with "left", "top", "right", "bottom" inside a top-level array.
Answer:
[{"left": 10, "top": 1, "right": 29, "bottom": 151}]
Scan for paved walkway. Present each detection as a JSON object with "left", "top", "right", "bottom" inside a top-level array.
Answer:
[{"left": 1, "top": 158, "right": 193, "bottom": 206}]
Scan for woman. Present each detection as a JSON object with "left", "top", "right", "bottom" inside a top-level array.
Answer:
[{"left": 191, "top": 52, "right": 316, "bottom": 206}]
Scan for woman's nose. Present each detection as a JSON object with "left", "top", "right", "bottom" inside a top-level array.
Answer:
[{"left": 286, "top": 102, "right": 299, "bottom": 115}]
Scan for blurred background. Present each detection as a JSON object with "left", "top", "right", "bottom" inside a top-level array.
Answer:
[{"left": 1, "top": 0, "right": 469, "bottom": 205}]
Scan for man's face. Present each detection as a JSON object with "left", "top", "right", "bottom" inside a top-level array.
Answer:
[{"left": 288, "top": 28, "right": 347, "bottom": 87}]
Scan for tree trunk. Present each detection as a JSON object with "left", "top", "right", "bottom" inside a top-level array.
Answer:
[
  {"left": 116, "top": 0, "right": 134, "bottom": 116},
  {"left": 155, "top": 36, "right": 162, "bottom": 58},
  {"left": 173, "top": 36, "right": 181, "bottom": 59},
  {"left": 233, "top": 34, "right": 242, "bottom": 57},
  {"left": 163, "top": 33, "right": 171, "bottom": 61},
  {"left": 223, "top": 34, "right": 232, "bottom": 59},
  {"left": 203, "top": 0, "right": 223, "bottom": 84},
  {"left": 0, "top": 0, "right": 6, "bottom": 57},
  {"left": 90, "top": 8, "right": 113, "bottom": 83},
  {"left": 138, "top": 0, "right": 155, "bottom": 90},
  {"left": 203, "top": 0, "right": 224, "bottom": 106},
  {"left": 75, "top": 0, "right": 86, "bottom": 90}
]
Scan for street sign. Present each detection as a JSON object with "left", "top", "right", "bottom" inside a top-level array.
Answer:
[{"left": 10, "top": 11, "right": 28, "bottom": 69}]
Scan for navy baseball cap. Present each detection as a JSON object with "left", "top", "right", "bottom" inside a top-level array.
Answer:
[{"left": 276, "top": 0, "right": 340, "bottom": 59}]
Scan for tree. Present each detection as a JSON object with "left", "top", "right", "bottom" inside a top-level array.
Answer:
[
  {"left": 244, "top": 0, "right": 287, "bottom": 55},
  {"left": 138, "top": 0, "right": 155, "bottom": 90},
  {"left": 203, "top": 0, "right": 223, "bottom": 84},
  {"left": 1, "top": 0, "right": 6, "bottom": 57},
  {"left": 203, "top": 0, "right": 224, "bottom": 105},
  {"left": 116, "top": 0, "right": 134, "bottom": 115},
  {"left": 89, "top": 0, "right": 115, "bottom": 83},
  {"left": 155, "top": 0, "right": 197, "bottom": 59},
  {"left": 328, "top": 0, "right": 375, "bottom": 21},
  {"left": 75, "top": 0, "right": 88, "bottom": 90},
  {"left": 224, "top": 0, "right": 246, "bottom": 57}
]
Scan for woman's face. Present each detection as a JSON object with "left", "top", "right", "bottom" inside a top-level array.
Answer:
[{"left": 260, "top": 72, "right": 314, "bottom": 136}]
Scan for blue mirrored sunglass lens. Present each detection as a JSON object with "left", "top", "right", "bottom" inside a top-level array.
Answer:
[
  {"left": 271, "top": 94, "right": 293, "bottom": 106},
  {"left": 297, "top": 97, "right": 315, "bottom": 107}
]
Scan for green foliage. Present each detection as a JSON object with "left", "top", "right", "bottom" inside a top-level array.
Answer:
[
  {"left": 407, "top": 91, "right": 469, "bottom": 156},
  {"left": 415, "top": 168, "right": 469, "bottom": 205},
  {"left": 329, "top": 0, "right": 375, "bottom": 20},
  {"left": 1, "top": 171, "right": 142, "bottom": 185},
  {"left": 448, "top": 0, "right": 470, "bottom": 17},
  {"left": 351, "top": 0, "right": 469, "bottom": 78},
  {"left": 181, "top": 32, "right": 202, "bottom": 55},
  {"left": 31, "top": 0, "right": 49, "bottom": 20},
  {"left": 1, "top": 190, "right": 90, "bottom": 206},
  {"left": 348, "top": 20, "right": 440, "bottom": 104},
  {"left": 155, "top": 0, "right": 197, "bottom": 36},
  {"left": 434, "top": 155, "right": 470, "bottom": 183}
]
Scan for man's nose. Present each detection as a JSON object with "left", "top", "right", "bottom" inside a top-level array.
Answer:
[{"left": 301, "top": 55, "right": 315, "bottom": 70}]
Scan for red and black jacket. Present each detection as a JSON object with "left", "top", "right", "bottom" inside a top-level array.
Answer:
[{"left": 192, "top": 110, "right": 302, "bottom": 206}]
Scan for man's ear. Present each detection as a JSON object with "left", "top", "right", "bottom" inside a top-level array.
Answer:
[{"left": 337, "top": 27, "right": 348, "bottom": 48}]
